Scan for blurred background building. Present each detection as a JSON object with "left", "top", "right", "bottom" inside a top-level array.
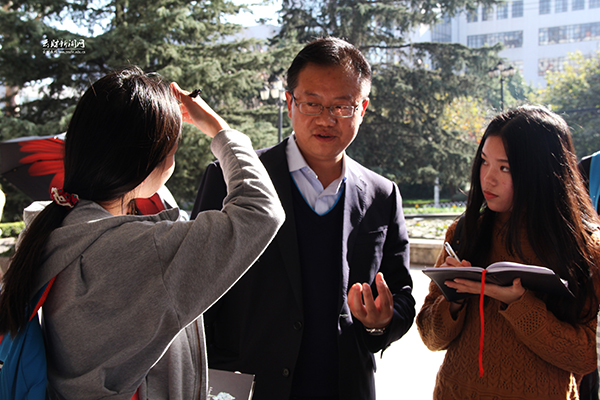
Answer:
[{"left": 419, "top": 0, "right": 600, "bottom": 86}]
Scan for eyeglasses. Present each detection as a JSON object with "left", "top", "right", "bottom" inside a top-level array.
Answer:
[{"left": 292, "top": 95, "right": 361, "bottom": 118}]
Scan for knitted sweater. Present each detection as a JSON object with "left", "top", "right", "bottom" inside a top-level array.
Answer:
[{"left": 417, "top": 216, "right": 600, "bottom": 400}]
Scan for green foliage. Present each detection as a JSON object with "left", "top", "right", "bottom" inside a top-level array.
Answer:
[
  {"left": 0, "top": 0, "right": 291, "bottom": 217},
  {"left": 349, "top": 43, "right": 500, "bottom": 195},
  {"left": 0, "top": 221, "right": 25, "bottom": 238},
  {"left": 540, "top": 51, "right": 600, "bottom": 158},
  {"left": 403, "top": 205, "right": 465, "bottom": 214},
  {"left": 274, "top": 0, "right": 509, "bottom": 197},
  {"left": 0, "top": 0, "right": 538, "bottom": 222},
  {"left": 277, "top": 0, "right": 495, "bottom": 48},
  {"left": 0, "top": 184, "right": 32, "bottom": 222},
  {"left": 441, "top": 96, "right": 491, "bottom": 142}
]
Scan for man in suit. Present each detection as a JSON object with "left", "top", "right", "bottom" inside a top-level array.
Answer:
[{"left": 191, "top": 37, "right": 415, "bottom": 400}]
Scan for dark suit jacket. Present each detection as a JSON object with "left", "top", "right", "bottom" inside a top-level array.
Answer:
[{"left": 191, "top": 138, "right": 415, "bottom": 400}]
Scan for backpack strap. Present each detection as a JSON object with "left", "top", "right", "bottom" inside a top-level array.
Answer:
[
  {"left": 0, "top": 276, "right": 56, "bottom": 346},
  {"left": 28, "top": 276, "right": 56, "bottom": 322},
  {"left": 589, "top": 151, "right": 600, "bottom": 211}
]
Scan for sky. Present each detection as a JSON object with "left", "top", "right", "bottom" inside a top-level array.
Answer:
[
  {"left": 227, "top": 0, "right": 281, "bottom": 26},
  {"left": 53, "top": 0, "right": 281, "bottom": 35}
]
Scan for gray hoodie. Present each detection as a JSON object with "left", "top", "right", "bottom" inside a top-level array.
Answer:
[{"left": 29, "top": 130, "right": 284, "bottom": 399}]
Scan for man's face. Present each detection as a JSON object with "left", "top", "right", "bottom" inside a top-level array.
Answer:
[{"left": 285, "top": 63, "right": 369, "bottom": 168}]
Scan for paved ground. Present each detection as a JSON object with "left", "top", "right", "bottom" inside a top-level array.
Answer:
[{"left": 374, "top": 265, "right": 446, "bottom": 399}]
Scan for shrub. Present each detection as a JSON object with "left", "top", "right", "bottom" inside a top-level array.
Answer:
[{"left": 0, "top": 221, "right": 25, "bottom": 238}]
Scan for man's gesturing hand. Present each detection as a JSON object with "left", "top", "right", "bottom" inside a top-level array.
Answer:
[{"left": 347, "top": 272, "right": 393, "bottom": 329}]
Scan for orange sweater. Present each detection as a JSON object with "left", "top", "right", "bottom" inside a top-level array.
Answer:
[{"left": 417, "top": 217, "right": 599, "bottom": 400}]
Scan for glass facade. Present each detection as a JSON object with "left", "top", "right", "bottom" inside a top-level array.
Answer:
[
  {"left": 498, "top": 3, "right": 509, "bottom": 18},
  {"left": 467, "top": 8, "right": 478, "bottom": 22},
  {"left": 468, "top": 31, "right": 523, "bottom": 48},
  {"left": 540, "top": 0, "right": 552, "bottom": 14},
  {"left": 539, "top": 22, "right": 600, "bottom": 45},
  {"left": 512, "top": 0, "right": 524, "bottom": 16},
  {"left": 482, "top": 5, "right": 495, "bottom": 20},
  {"left": 556, "top": 0, "right": 568, "bottom": 12},
  {"left": 432, "top": 15, "right": 453, "bottom": 42}
]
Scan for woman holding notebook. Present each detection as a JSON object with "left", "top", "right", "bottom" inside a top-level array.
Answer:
[{"left": 417, "top": 105, "right": 600, "bottom": 399}]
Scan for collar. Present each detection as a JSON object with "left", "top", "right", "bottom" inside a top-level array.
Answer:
[{"left": 285, "top": 133, "right": 348, "bottom": 191}]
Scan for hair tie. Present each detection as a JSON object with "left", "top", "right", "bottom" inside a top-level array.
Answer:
[{"left": 51, "top": 187, "right": 80, "bottom": 208}]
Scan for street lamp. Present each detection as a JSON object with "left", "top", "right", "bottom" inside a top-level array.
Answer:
[
  {"left": 488, "top": 61, "right": 515, "bottom": 111},
  {"left": 260, "top": 75, "right": 286, "bottom": 143}
]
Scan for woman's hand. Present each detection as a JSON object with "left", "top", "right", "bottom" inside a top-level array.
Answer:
[
  {"left": 170, "top": 82, "right": 230, "bottom": 138},
  {"left": 445, "top": 276, "right": 526, "bottom": 305},
  {"left": 444, "top": 256, "right": 471, "bottom": 268},
  {"left": 443, "top": 256, "right": 473, "bottom": 316}
]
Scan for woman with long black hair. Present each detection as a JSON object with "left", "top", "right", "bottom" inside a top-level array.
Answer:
[
  {"left": 0, "top": 67, "right": 284, "bottom": 399},
  {"left": 418, "top": 105, "right": 600, "bottom": 399}
]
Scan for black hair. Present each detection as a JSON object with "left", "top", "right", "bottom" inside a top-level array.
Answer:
[
  {"left": 0, "top": 66, "right": 181, "bottom": 335},
  {"left": 459, "top": 105, "right": 600, "bottom": 324},
  {"left": 286, "top": 37, "right": 372, "bottom": 96}
]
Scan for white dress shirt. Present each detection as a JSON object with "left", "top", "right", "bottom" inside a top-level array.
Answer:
[{"left": 285, "top": 134, "right": 347, "bottom": 216}]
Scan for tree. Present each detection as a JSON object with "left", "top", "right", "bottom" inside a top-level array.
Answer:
[
  {"left": 0, "top": 0, "right": 294, "bottom": 218},
  {"left": 540, "top": 51, "right": 600, "bottom": 158},
  {"left": 274, "top": 0, "right": 504, "bottom": 197},
  {"left": 352, "top": 44, "right": 499, "bottom": 195}
]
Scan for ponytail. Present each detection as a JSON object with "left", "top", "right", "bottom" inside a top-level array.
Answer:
[
  {"left": 0, "top": 66, "right": 180, "bottom": 336},
  {"left": 0, "top": 203, "right": 70, "bottom": 336}
]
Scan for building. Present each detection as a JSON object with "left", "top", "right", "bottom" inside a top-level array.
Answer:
[{"left": 425, "top": 0, "right": 600, "bottom": 87}]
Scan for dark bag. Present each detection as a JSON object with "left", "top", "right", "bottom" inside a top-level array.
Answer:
[{"left": 0, "top": 277, "right": 55, "bottom": 400}]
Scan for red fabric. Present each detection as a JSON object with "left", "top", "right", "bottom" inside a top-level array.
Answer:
[
  {"left": 19, "top": 139, "right": 65, "bottom": 198},
  {"left": 478, "top": 270, "right": 486, "bottom": 377},
  {"left": 51, "top": 188, "right": 79, "bottom": 208},
  {"left": 29, "top": 276, "right": 57, "bottom": 322},
  {"left": 16, "top": 138, "right": 168, "bottom": 214},
  {"left": 135, "top": 193, "right": 166, "bottom": 215}
]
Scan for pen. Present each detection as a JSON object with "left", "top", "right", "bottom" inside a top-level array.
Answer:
[
  {"left": 444, "top": 242, "right": 461, "bottom": 262},
  {"left": 189, "top": 89, "right": 202, "bottom": 98}
]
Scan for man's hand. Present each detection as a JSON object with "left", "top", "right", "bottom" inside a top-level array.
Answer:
[{"left": 347, "top": 272, "right": 393, "bottom": 329}]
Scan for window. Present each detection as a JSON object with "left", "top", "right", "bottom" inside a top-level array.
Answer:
[
  {"left": 549, "top": 26, "right": 567, "bottom": 43},
  {"left": 538, "top": 56, "right": 586, "bottom": 75},
  {"left": 482, "top": 5, "right": 494, "bottom": 20},
  {"left": 539, "top": 22, "right": 600, "bottom": 45},
  {"left": 467, "top": 8, "right": 479, "bottom": 22},
  {"left": 467, "top": 35, "right": 484, "bottom": 47},
  {"left": 538, "top": 57, "right": 562, "bottom": 76},
  {"left": 467, "top": 31, "right": 523, "bottom": 48},
  {"left": 572, "top": 0, "right": 585, "bottom": 10},
  {"left": 540, "top": 0, "right": 551, "bottom": 14},
  {"left": 498, "top": 3, "right": 509, "bottom": 18},
  {"left": 512, "top": 0, "right": 524, "bottom": 16},
  {"left": 592, "top": 0, "right": 600, "bottom": 8},
  {"left": 432, "top": 15, "right": 452, "bottom": 42},
  {"left": 556, "top": 0, "right": 568, "bottom": 12}
]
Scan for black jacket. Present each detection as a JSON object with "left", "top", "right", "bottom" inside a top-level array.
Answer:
[{"left": 192, "top": 138, "right": 415, "bottom": 400}]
